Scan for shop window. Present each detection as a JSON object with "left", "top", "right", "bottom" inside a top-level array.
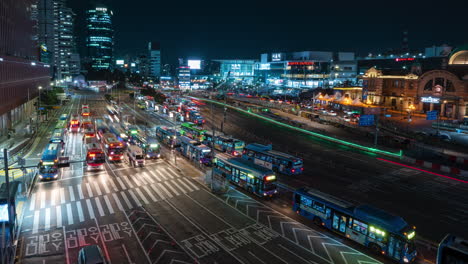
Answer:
[
  {"left": 446, "top": 80, "right": 455, "bottom": 92},
  {"left": 424, "top": 80, "right": 433, "bottom": 91}
]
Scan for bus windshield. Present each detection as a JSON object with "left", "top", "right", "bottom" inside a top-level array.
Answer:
[
  {"left": 87, "top": 153, "right": 105, "bottom": 162},
  {"left": 40, "top": 165, "right": 58, "bottom": 174},
  {"left": 263, "top": 182, "right": 276, "bottom": 191},
  {"left": 110, "top": 148, "right": 124, "bottom": 155}
]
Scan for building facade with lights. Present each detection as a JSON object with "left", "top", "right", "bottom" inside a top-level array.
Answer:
[
  {"left": 177, "top": 66, "right": 191, "bottom": 90},
  {"left": 0, "top": 0, "right": 51, "bottom": 136},
  {"left": 148, "top": 42, "right": 161, "bottom": 79},
  {"left": 86, "top": 6, "right": 113, "bottom": 70},
  {"left": 361, "top": 47, "right": 468, "bottom": 120}
]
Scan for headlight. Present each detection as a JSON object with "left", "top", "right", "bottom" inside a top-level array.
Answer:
[
  {"left": 403, "top": 257, "right": 409, "bottom": 263},
  {"left": 147, "top": 154, "right": 150, "bottom": 158}
]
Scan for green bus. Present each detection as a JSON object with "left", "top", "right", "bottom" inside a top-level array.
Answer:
[{"left": 180, "top": 122, "right": 206, "bottom": 142}]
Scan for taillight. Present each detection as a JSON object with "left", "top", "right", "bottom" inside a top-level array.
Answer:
[
  {"left": 301, "top": 167, "right": 304, "bottom": 171},
  {"left": 291, "top": 169, "right": 295, "bottom": 173}
]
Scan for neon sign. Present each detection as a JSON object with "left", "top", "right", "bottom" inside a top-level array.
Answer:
[
  {"left": 421, "top": 96, "right": 440, "bottom": 104},
  {"left": 288, "top": 61, "right": 314, "bottom": 66},
  {"left": 395, "top": 58, "right": 415, "bottom": 62}
]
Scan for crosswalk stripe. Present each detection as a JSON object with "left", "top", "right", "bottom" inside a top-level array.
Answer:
[
  {"left": 171, "top": 179, "right": 187, "bottom": 193},
  {"left": 29, "top": 193, "right": 36, "bottom": 211},
  {"left": 76, "top": 201, "right": 85, "bottom": 222},
  {"left": 56, "top": 205, "right": 62, "bottom": 228},
  {"left": 160, "top": 168, "right": 173, "bottom": 179},
  {"left": 141, "top": 171, "right": 154, "bottom": 183},
  {"left": 69, "top": 186, "right": 76, "bottom": 202},
  {"left": 142, "top": 185, "right": 158, "bottom": 202},
  {"left": 44, "top": 208, "right": 51, "bottom": 231},
  {"left": 163, "top": 181, "right": 180, "bottom": 196},
  {"left": 86, "top": 182, "right": 94, "bottom": 197},
  {"left": 108, "top": 178, "right": 119, "bottom": 192},
  {"left": 40, "top": 192, "right": 46, "bottom": 209},
  {"left": 155, "top": 170, "right": 168, "bottom": 180},
  {"left": 120, "top": 192, "right": 133, "bottom": 209},
  {"left": 166, "top": 166, "right": 179, "bottom": 177},
  {"left": 86, "top": 199, "right": 95, "bottom": 219},
  {"left": 128, "top": 189, "right": 142, "bottom": 207},
  {"left": 32, "top": 211, "right": 40, "bottom": 234},
  {"left": 150, "top": 184, "right": 166, "bottom": 200},
  {"left": 103, "top": 195, "right": 114, "bottom": 214},
  {"left": 112, "top": 193, "right": 124, "bottom": 211},
  {"left": 101, "top": 179, "right": 111, "bottom": 194},
  {"left": 146, "top": 169, "right": 161, "bottom": 181},
  {"left": 131, "top": 176, "right": 142, "bottom": 186},
  {"left": 77, "top": 185, "right": 84, "bottom": 199},
  {"left": 135, "top": 188, "right": 149, "bottom": 204},
  {"left": 122, "top": 176, "right": 135, "bottom": 188},
  {"left": 177, "top": 178, "right": 193, "bottom": 192},
  {"left": 93, "top": 181, "right": 103, "bottom": 196},
  {"left": 95, "top": 197, "right": 105, "bottom": 217},
  {"left": 157, "top": 182, "right": 173, "bottom": 198},
  {"left": 66, "top": 203, "right": 74, "bottom": 225},
  {"left": 60, "top": 188, "right": 66, "bottom": 204},
  {"left": 182, "top": 178, "right": 199, "bottom": 190},
  {"left": 116, "top": 177, "right": 127, "bottom": 190},
  {"left": 50, "top": 189, "right": 56, "bottom": 206},
  {"left": 137, "top": 174, "right": 148, "bottom": 185}
]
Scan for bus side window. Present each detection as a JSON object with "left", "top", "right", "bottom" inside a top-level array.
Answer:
[
  {"left": 294, "top": 194, "right": 301, "bottom": 204},
  {"left": 325, "top": 208, "right": 331, "bottom": 219},
  {"left": 239, "top": 171, "right": 247, "bottom": 181},
  {"left": 348, "top": 218, "right": 353, "bottom": 228}
]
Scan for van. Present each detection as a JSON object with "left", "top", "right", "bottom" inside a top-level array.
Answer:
[{"left": 127, "top": 145, "right": 145, "bottom": 167}]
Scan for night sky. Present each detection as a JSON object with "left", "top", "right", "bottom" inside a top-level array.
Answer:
[{"left": 69, "top": 0, "right": 468, "bottom": 64}]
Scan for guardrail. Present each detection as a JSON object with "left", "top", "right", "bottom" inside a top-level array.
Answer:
[{"left": 195, "top": 97, "right": 402, "bottom": 158}]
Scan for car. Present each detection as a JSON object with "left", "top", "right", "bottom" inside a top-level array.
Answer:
[
  {"left": 344, "top": 110, "right": 354, "bottom": 115},
  {"left": 328, "top": 110, "right": 337, "bottom": 116},
  {"left": 342, "top": 115, "right": 351, "bottom": 122},
  {"left": 78, "top": 245, "right": 107, "bottom": 264}
]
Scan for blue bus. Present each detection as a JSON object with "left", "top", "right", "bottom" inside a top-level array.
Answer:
[
  {"left": 242, "top": 143, "right": 303, "bottom": 175},
  {"left": 132, "top": 135, "right": 161, "bottom": 159},
  {"left": 50, "top": 128, "right": 65, "bottom": 145},
  {"left": 156, "top": 126, "right": 179, "bottom": 148},
  {"left": 214, "top": 153, "right": 278, "bottom": 197},
  {"left": 178, "top": 136, "right": 212, "bottom": 166},
  {"left": 38, "top": 143, "right": 63, "bottom": 180},
  {"left": 293, "top": 188, "right": 417, "bottom": 263},
  {"left": 188, "top": 111, "right": 205, "bottom": 125},
  {"left": 437, "top": 234, "right": 468, "bottom": 264}
]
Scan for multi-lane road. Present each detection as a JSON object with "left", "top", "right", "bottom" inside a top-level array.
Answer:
[{"left": 17, "top": 92, "right": 385, "bottom": 264}]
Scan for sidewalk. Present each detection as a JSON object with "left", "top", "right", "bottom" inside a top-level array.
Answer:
[{"left": 0, "top": 119, "right": 36, "bottom": 169}]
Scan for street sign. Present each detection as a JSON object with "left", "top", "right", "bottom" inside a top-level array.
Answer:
[
  {"left": 426, "top": 110, "right": 438, "bottom": 120},
  {"left": 359, "top": 115, "right": 375, "bottom": 126},
  {"left": 38, "top": 107, "right": 45, "bottom": 110}
]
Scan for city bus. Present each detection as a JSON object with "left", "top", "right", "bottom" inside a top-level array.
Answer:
[
  {"left": 108, "top": 123, "right": 128, "bottom": 142},
  {"left": 94, "top": 118, "right": 108, "bottom": 139},
  {"left": 55, "top": 119, "right": 68, "bottom": 130},
  {"left": 213, "top": 135, "right": 245, "bottom": 156},
  {"left": 81, "top": 117, "right": 93, "bottom": 130},
  {"left": 292, "top": 188, "right": 417, "bottom": 263},
  {"left": 69, "top": 114, "right": 80, "bottom": 133},
  {"left": 187, "top": 111, "right": 205, "bottom": 125},
  {"left": 59, "top": 114, "right": 68, "bottom": 121},
  {"left": 156, "top": 126, "right": 179, "bottom": 148},
  {"left": 85, "top": 140, "right": 106, "bottom": 170},
  {"left": 213, "top": 153, "right": 278, "bottom": 197},
  {"left": 101, "top": 133, "right": 125, "bottom": 161},
  {"left": 38, "top": 143, "right": 63, "bottom": 180},
  {"left": 132, "top": 135, "right": 161, "bottom": 159},
  {"left": 180, "top": 122, "right": 206, "bottom": 142},
  {"left": 178, "top": 136, "right": 212, "bottom": 166},
  {"left": 242, "top": 143, "right": 303, "bottom": 175},
  {"left": 50, "top": 128, "right": 66, "bottom": 147},
  {"left": 437, "top": 234, "right": 468, "bottom": 264}
]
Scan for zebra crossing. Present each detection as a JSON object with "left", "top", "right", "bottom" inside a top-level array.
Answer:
[{"left": 26, "top": 165, "right": 201, "bottom": 234}]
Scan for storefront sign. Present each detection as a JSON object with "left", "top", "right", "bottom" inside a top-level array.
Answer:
[
  {"left": 395, "top": 58, "right": 415, "bottom": 62},
  {"left": 287, "top": 61, "right": 314, "bottom": 66},
  {"left": 272, "top": 53, "right": 282, "bottom": 61},
  {"left": 421, "top": 96, "right": 440, "bottom": 104}
]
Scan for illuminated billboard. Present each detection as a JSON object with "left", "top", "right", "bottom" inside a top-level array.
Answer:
[
  {"left": 188, "top": 60, "right": 201, "bottom": 70},
  {"left": 0, "top": 204, "right": 8, "bottom": 222},
  {"left": 116, "top": 60, "right": 124, "bottom": 65},
  {"left": 272, "top": 53, "right": 282, "bottom": 61}
]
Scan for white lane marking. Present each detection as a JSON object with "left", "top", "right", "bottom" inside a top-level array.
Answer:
[
  {"left": 32, "top": 210, "right": 40, "bottom": 234},
  {"left": 60, "top": 188, "right": 66, "bottom": 204},
  {"left": 112, "top": 193, "right": 124, "bottom": 211},
  {"left": 154, "top": 170, "right": 167, "bottom": 180},
  {"left": 120, "top": 192, "right": 133, "bottom": 209},
  {"left": 182, "top": 178, "right": 199, "bottom": 190},
  {"left": 122, "top": 176, "right": 135, "bottom": 188},
  {"left": 56, "top": 205, "right": 62, "bottom": 228},
  {"left": 161, "top": 167, "right": 175, "bottom": 179},
  {"left": 165, "top": 166, "right": 179, "bottom": 177},
  {"left": 95, "top": 197, "right": 105, "bottom": 217},
  {"left": 40, "top": 191, "right": 46, "bottom": 209},
  {"left": 141, "top": 171, "right": 154, "bottom": 183},
  {"left": 86, "top": 182, "right": 94, "bottom": 197},
  {"left": 76, "top": 201, "right": 85, "bottom": 222},
  {"left": 93, "top": 181, "right": 103, "bottom": 196},
  {"left": 162, "top": 181, "right": 180, "bottom": 196},
  {"left": 103, "top": 195, "right": 114, "bottom": 214},
  {"left": 150, "top": 184, "right": 166, "bottom": 200},
  {"left": 86, "top": 199, "right": 95, "bottom": 219},
  {"left": 135, "top": 188, "right": 149, "bottom": 204},
  {"left": 128, "top": 189, "right": 142, "bottom": 207},
  {"left": 130, "top": 176, "right": 141, "bottom": 186},
  {"left": 137, "top": 174, "right": 148, "bottom": 185},
  {"left": 29, "top": 193, "right": 36, "bottom": 211},
  {"left": 50, "top": 189, "right": 56, "bottom": 206},
  {"left": 142, "top": 185, "right": 157, "bottom": 202},
  {"left": 170, "top": 179, "right": 187, "bottom": 194},
  {"left": 44, "top": 208, "right": 51, "bottom": 231},
  {"left": 177, "top": 178, "right": 193, "bottom": 192},
  {"left": 101, "top": 179, "right": 111, "bottom": 193},
  {"left": 146, "top": 169, "right": 161, "bottom": 181},
  {"left": 156, "top": 182, "right": 173, "bottom": 198},
  {"left": 68, "top": 186, "right": 76, "bottom": 202},
  {"left": 77, "top": 185, "right": 84, "bottom": 199},
  {"left": 116, "top": 177, "right": 127, "bottom": 190},
  {"left": 248, "top": 251, "right": 267, "bottom": 264},
  {"left": 108, "top": 178, "right": 119, "bottom": 192},
  {"left": 66, "top": 203, "right": 74, "bottom": 225}
]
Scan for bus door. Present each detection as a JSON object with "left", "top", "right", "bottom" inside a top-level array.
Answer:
[
  {"left": 387, "top": 235, "right": 404, "bottom": 261},
  {"left": 331, "top": 211, "right": 348, "bottom": 234},
  {"left": 345, "top": 218, "right": 368, "bottom": 245}
]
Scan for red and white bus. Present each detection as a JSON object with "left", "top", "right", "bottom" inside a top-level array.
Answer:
[
  {"left": 81, "top": 104, "right": 90, "bottom": 117},
  {"left": 85, "top": 140, "right": 105, "bottom": 170},
  {"left": 81, "top": 117, "right": 93, "bottom": 130},
  {"left": 101, "top": 132, "right": 125, "bottom": 161},
  {"left": 70, "top": 114, "right": 80, "bottom": 133}
]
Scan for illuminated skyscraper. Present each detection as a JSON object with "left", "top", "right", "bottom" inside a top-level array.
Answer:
[
  {"left": 148, "top": 41, "right": 161, "bottom": 78},
  {"left": 86, "top": 6, "right": 113, "bottom": 70}
]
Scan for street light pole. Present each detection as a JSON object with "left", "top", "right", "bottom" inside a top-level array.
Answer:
[{"left": 3, "top": 148, "right": 13, "bottom": 239}]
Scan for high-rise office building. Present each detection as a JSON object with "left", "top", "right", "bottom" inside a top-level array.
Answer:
[
  {"left": 148, "top": 42, "right": 161, "bottom": 78},
  {"left": 38, "top": 0, "right": 80, "bottom": 80},
  {"left": 86, "top": 6, "right": 114, "bottom": 70},
  {"left": 0, "top": 0, "right": 50, "bottom": 136}
]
